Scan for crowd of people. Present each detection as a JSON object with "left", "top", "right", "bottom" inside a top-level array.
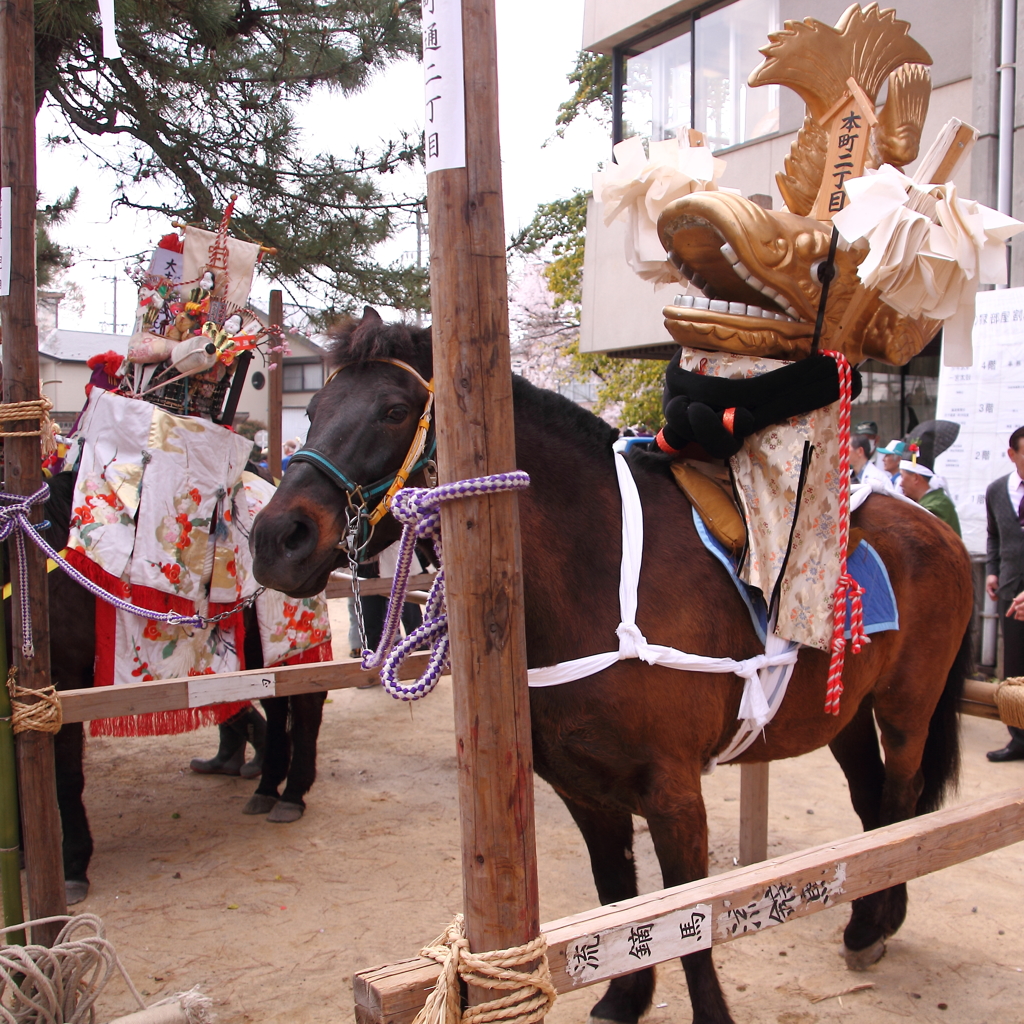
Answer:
[
  {"left": 848, "top": 419, "right": 961, "bottom": 536},
  {"left": 850, "top": 420, "right": 1024, "bottom": 764}
]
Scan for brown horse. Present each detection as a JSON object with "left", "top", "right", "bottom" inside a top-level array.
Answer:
[{"left": 250, "top": 309, "right": 974, "bottom": 1024}]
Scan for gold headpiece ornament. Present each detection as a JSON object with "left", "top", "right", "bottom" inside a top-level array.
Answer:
[{"left": 658, "top": 4, "right": 949, "bottom": 365}]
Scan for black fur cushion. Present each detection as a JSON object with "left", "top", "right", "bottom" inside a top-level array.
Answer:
[{"left": 661, "top": 352, "right": 863, "bottom": 458}]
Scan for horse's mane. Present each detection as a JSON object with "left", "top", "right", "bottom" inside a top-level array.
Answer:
[
  {"left": 511, "top": 375, "right": 622, "bottom": 460},
  {"left": 325, "top": 309, "right": 433, "bottom": 381},
  {"left": 327, "top": 309, "right": 673, "bottom": 470}
]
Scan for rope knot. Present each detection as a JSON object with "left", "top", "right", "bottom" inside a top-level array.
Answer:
[
  {"left": 615, "top": 622, "right": 645, "bottom": 661},
  {"left": 414, "top": 915, "right": 556, "bottom": 1024},
  {"left": 364, "top": 471, "right": 530, "bottom": 700}
]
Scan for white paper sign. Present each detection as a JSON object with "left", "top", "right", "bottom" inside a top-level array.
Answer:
[
  {"left": 935, "top": 287, "right": 1024, "bottom": 554},
  {"left": 564, "top": 904, "right": 712, "bottom": 985},
  {"left": 97, "top": 0, "right": 122, "bottom": 59},
  {"left": 147, "top": 246, "right": 184, "bottom": 282},
  {"left": 0, "top": 186, "right": 10, "bottom": 297},
  {"left": 422, "top": 0, "right": 466, "bottom": 173},
  {"left": 187, "top": 672, "right": 276, "bottom": 707}
]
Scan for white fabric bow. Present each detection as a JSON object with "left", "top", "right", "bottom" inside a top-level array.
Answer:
[
  {"left": 592, "top": 135, "right": 726, "bottom": 285},
  {"left": 832, "top": 164, "right": 1024, "bottom": 366}
]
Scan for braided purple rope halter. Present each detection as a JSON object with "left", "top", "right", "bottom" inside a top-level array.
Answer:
[
  {"left": 359, "top": 471, "right": 531, "bottom": 701},
  {"left": 0, "top": 484, "right": 260, "bottom": 658}
]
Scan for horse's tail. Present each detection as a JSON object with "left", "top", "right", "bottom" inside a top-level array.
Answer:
[{"left": 917, "top": 622, "right": 973, "bottom": 814}]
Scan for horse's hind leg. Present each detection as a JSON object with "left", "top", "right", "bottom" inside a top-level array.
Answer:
[
  {"left": 828, "top": 696, "right": 906, "bottom": 966},
  {"left": 245, "top": 696, "right": 289, "bottom": 815},
  {"left": 54, "top": 722, "right": 92, "bottom": 904},
  {"left": 559, "top": 796, "right": 654, "bottom": 1024},
  {"left": 268, "top": 692, "right": 326, "bottom": 823},
  {"left": 644, "top": 783, "right": 734, "bottom": 1024}
]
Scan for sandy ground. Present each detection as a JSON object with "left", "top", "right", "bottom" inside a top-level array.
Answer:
[{"left": 50, "top": 601, "right": 1024, "bottom": 1024}]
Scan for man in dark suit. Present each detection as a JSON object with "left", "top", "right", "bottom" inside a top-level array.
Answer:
[{"left": 986, "top": 425, "right": 1024, "bottom": 760}]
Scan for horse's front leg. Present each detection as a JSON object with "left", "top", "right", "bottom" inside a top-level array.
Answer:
[
  {"left": 244, "top": 696, "right": 290, "bottom": 815},
  {"left": 558, "top": 794, "right": 654, "bottom": 1024},
  {"left": 268, "top": 692, "right": 326, "bottom": 823},
  {"left": 644, "top": 772, "right": 734, "bottom": 1024}
]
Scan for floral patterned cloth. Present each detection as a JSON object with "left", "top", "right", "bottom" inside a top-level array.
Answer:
[
  {"left": 676, "top": 348, "right": 843, "bottom": 651},
  {"left": 67, "top": 390, "right": 333, "bottom": 706}
]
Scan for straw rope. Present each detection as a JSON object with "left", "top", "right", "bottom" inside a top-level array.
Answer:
[
  {"left": 0, "top": 397, "right": 57, "bottom": 456},
  {"left": 0, "top": 914, "right": 146, "bottom": 1024},
  {"left": 6, "top": 666, "right": 62, "bottom": 735},
  {"left": 413, "top": 916, "right": 556, "bottom": 1024},
  {"left": 996, "top": 676, "right": 1024, "bottom": 730}
]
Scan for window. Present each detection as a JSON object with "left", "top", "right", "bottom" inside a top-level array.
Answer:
[
  {"left": 618, "top": 0, "right": 780, "bottom": 152},
  {"left": 282, "top": 361, "right": 324, "bottom": 392}
]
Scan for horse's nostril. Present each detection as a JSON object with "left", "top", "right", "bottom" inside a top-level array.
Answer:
[{"left": 283, "top": 519, "right": 314, "bottom": 554}]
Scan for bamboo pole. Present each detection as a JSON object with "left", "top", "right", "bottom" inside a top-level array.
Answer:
[
  {"left": 0, "top": 0, "right": 65, "bottom": 942},
  {"left": 268, "top": 289, "right": 283, "bottom": 481},
  {"left": 425, "top": 0, "right": 540, "bottom": 996},
  {"left": 0, "top": 559, "right": 25, "bottom": 946}
]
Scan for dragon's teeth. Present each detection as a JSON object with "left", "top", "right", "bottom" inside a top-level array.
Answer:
[
  {"left": 693, "top": 296, "right": 711, "bottom": 309},
  {"left": 746, "top": 305, "right": 763, "bottom": 318},
  {"left": 709, "top": 299, "right": 729, "bottom": 313},
  {"left": 728, "top": 302, "right": 746, "bottom": 315},
  {"left": 784, "top": 306, "right": 799, "bottom": 320},
  {"left": 720, "top": 243, "right": 739, "bottom": 265},
  {"left": 734, "top": 262, "right": 753, "bottom": 282},
  {"left": 672, "top": 294, "right": 695, "bottom": 307},
  {"left": 761, "top": 286, "right": 780, "bottom": 300}
]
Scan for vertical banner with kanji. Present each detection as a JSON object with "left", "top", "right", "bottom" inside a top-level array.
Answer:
[
  {"left": 422, "top": 0, "right": 466, "bottom": 174},
  {"left": 935, "top": 287, "right": 1024, "bottom": 554}
]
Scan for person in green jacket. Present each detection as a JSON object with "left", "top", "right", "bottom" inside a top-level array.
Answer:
[{"left": 899, "top": 460, "right": 961, "bottom": 536}]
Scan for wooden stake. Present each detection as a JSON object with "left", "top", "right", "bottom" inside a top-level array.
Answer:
[
  {"left": 268, "top": 289, "right": 283, "bottom": 481},
  {"left": 738, "top": 762, "right": 769, "bottom": 865},
  {"left": 0, "top": 0, "right": 65, "bottom": 942},
  {"left": 425, "top": 0, "right": 540, "bottom": 991}
]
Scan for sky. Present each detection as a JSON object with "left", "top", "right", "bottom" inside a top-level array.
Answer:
[{"left": 35, "top": 0, "right": 610, "bottom": 334}]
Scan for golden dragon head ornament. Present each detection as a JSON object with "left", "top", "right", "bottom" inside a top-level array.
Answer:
[{"left": 657, "top": 3, "right": 940, "bottom": 365}]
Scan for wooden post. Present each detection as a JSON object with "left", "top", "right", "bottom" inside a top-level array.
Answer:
[
  {"left": 425, "top": 0, "right": 540, "bottom": 993},
  {"left": 268, "top": 289, "right": 283, "bottom": 481},
  {"left": 0, "top": 0, "right": 66, "bottom": 942},
  {"left": 738, "top": 762, "right": 769, "bottom": 865}
]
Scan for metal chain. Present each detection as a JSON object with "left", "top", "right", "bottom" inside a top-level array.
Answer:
[
  {"left": 0, "top": 483, "right": 265, "bottom": 657},
  {"left": 345, "top": 506, "right": 370, "bottom": 653}
]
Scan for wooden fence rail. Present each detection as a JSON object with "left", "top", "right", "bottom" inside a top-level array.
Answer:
[
  {"left": 353, "top": 789, "right": 1024, "bottom": 1024},
  {"left": 58, "top": 654, "right": 430, "bottom": 723}
]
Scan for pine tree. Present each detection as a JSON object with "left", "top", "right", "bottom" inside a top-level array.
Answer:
[{"left": 34, "top": 1, "right": 428, "bottom": 316}]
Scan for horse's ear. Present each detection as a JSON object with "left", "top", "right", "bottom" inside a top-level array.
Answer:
[{"left": 361, "top": 306, "right": 383, "bottom": 324}]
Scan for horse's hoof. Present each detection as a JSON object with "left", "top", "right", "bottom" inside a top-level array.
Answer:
[
  {"left": 66, "top": 878, "right": 89, "bottom": 905},
  {"left": 242, "top": 793, "right": 279, "bottom": 815},
  {"left": 267, "top": 801, "right": 305, "bottom": 823},
  {"left": 842, "top": 938, "right": 886, "bottom": 971}
]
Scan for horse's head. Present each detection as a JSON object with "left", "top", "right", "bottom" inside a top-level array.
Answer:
[{"left": 250, "top": 307, "right": 434, "bottom": 598}]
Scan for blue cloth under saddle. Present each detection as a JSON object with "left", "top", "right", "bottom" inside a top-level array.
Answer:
[{"left": 691, "top": 508, "right": 898, "bottom": 645}]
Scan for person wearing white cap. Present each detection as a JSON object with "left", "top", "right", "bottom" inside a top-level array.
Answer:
[
  {"left": 877, "top": 439, "right": 909, "bottom": 490},
  {"left": 899, "top": 460, "right": 961, "bottom": 536}
]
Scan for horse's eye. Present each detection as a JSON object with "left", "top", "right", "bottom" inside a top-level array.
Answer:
[{"left": 384, "top": 405, "right": 409, "bottom": 423}]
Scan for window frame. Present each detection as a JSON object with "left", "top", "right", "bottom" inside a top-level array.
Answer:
[
  {"left": 281, "top": 358, "right": 325, "bottom": 393},
  {"left": 611, "top": 0, "right": 778, "bottom": 152}
]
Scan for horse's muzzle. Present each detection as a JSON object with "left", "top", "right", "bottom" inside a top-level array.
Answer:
[{"left": 250, "top": 504, "right": 338, "bottom": 598}]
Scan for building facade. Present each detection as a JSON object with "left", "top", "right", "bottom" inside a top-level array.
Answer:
[{"left": 579, "top": 0, "right": 1021, "bottom": 442}]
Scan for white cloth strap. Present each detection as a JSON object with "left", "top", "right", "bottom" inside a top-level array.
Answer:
[{"left": 527, "top": 454, "right": 798, "bottom": 742}]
